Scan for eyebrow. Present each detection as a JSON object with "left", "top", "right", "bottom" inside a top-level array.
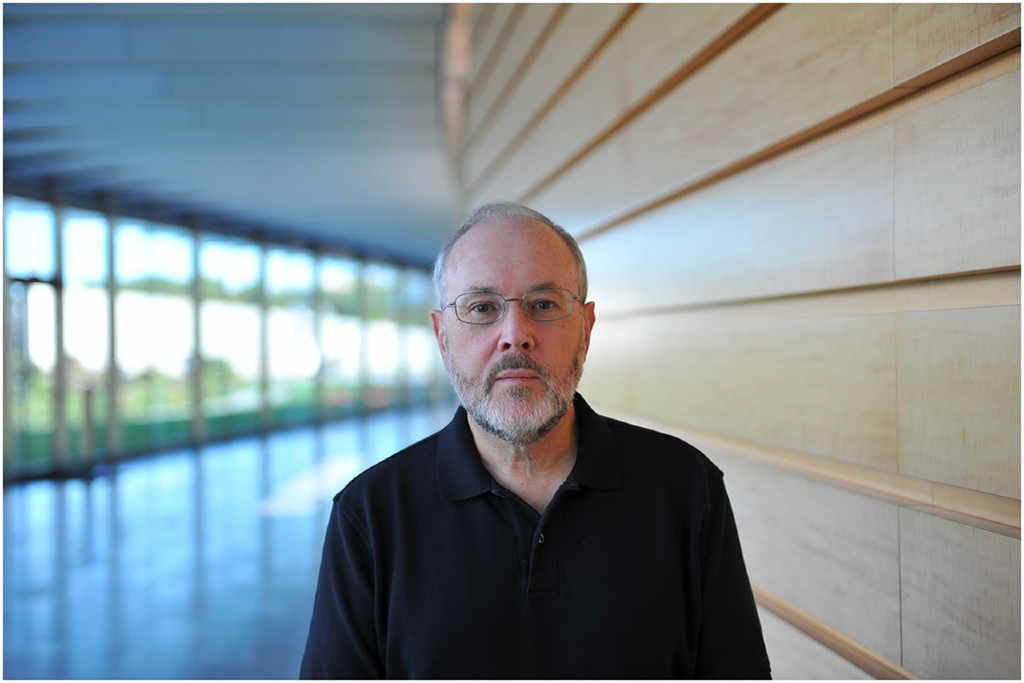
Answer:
[{"left": 461, "top": 281, "right": 564, "bottom": 295}]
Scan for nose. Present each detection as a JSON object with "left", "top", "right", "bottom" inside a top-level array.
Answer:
[{"left": 498, "top": 299, "right": 536, "bottom": 352}]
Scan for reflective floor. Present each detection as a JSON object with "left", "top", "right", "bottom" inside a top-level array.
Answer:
[{"left": 4, "top": 403, "right": 457, "bottom": 679}]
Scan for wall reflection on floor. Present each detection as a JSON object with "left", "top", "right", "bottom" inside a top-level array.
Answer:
[{"left": 3, "top": 402, "right": 457, "bottom": 679}]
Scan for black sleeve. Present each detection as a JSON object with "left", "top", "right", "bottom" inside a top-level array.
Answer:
[
  {"left": 694, "top": 470, "right": 772, "bottom": 679},
  {"left": 300, "top": 499, "right": 384, "bottom": 679}
]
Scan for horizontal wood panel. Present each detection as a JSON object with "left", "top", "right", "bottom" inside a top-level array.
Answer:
[
  {"left": 468, "top": 3, "right": 515, "bottom": 91},
  {"left": 465, "top": 3, "right": 559, "bottom": 141},
  {"left": 580, "top": 123, "right": 896, "bottom": 313},
  {"left": 467, "top": 3, "right": 753, "bottom": 205},
  {"left": 899, "top": 508, "right": 1021, "bottom": 679},
  {"left": 894, "top": 3, "right": 1021, "bottom": 84},
  {"left": 711, "top": 450, "right": 903, "bottom": 664},
  {"left": 526, "top": 3, "right": 893, "bottom": 233},
  {"left": 585, "top": 406, "right": 1020, "bottom": 534},
  {"left": 463, "top": 3, "right": 627, "bottom": 184},
  {"left": 756, "top": 607, "right": 872, "bottom": 680},
  {"left": 894, "top": 67, "right": 1021, "bottom": 279},
  {"left": 623, "top": 312, "right": 900, "bottom": 472},
  {"left": 896, "top": 305, "right": 1021, "bottom": 499}
]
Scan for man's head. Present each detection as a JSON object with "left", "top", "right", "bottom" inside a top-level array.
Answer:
[{"left": 431, "top": 202, "right": 595, "bottom": 447}]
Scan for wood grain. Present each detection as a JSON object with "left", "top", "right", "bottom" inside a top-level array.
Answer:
[
  {"left": 899, "top": 507, "right": 1021, "bottom": 679},
  {"left": 756, "top": 607, "right": 873, "bottom": 680},
  {"left": 463, "top": 3, "right": 627, "bottom": 185},
  {"left": 896, "top": 305, "right": 1021, "bottom": 499},
  {"left": 709, "top": 450, "right": 903, "bottom": 664},
  {"left": 468, "top": 4, "right": 517, "bottom": 94},
  {"left": 525, "top": 3, "right": 893, "bottom": 233},
  {"left": 894, "top": 4, "right": 1021, "bottom": 85},
  {"left": 894, "top": 68, "right": 1020, "bottom": 279},
  {"left": 588, "top": 406, "right": 1020, "bottom": 534},
  {"left": 467, "top": 2, "right": 755, "bottom": 207},
  {"left": 580, "top": 123, "right": 895, "bottom": 313},
  {"left": 465, "top": 4, "right": 561, "bottom": 142},
  {"left": 754, "top": 591, "right": 916, "bottom": 680},
  {"left": 622, "top": 312, "right": 899, "bottom": 472}
]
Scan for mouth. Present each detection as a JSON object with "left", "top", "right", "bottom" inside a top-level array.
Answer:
[{"left": 494, "top": 372, "right": 540, "bottom": 382}]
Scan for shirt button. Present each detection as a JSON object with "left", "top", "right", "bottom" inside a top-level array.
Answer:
[{"left": 537, "top": 533, "right": 546, "bottom": 544}]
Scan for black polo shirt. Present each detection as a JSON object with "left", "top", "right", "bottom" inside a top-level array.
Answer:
[{"left": 300, "top": 395, "right": 771, "bottom": 679}]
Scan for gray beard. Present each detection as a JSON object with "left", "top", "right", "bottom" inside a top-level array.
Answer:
[{"left": 443, "top": 333, "right": 585, "bottom": 447}]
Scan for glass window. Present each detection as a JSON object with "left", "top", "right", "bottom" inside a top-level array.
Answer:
[
  {"left": 199, "top": 236, "right": 262, "bottom": 437},
  {"left": 4, "top": 281, "right": 56, "bottom": 474},
  {"left": 266, "top": 248, "right": 318, "bottom": 425},
  {"left": 320, "top": 256, "right": 362, "bottom": 416},
  {"left": 4, "top": 196, "right": 55, "bottom": 280},
  {"left": 402, "top": 269, "right": 438, "bottom": 404},
  {"left": 363, "top": 263, "right": 401, "bottom": 409},
  {"left": 116, "top": 221, "right": 194, "bottom": 451},
  {"left": 63, "top": 208, "right": 110, "bottom": 462}
]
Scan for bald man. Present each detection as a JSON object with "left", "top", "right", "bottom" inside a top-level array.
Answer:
[{"left": 301, "top": 202, "right": 770, "bottom": 679}]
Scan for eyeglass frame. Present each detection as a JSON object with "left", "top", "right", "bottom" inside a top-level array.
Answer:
[{"left": 440, "top": 287, "right": 585, "bottom": 325}]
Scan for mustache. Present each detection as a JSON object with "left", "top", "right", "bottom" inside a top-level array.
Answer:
[{"left": 486, "top": 353, "right": 549, "bottom": 389}]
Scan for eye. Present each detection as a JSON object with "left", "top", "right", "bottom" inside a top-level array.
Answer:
[
  {"left": 530, "top": 299, "right": 555, "bottom": 311},
  {"left": 470, "top": 302, "right": 497, "bottom": 314}
]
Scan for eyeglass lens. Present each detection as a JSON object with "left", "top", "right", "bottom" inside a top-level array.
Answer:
[{"left": 454, "top": 288, "right": 573, "bottom": 324}]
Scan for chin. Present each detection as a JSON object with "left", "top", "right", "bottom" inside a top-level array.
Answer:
[{"left": 472, "top": 388, "right": 572, "bottom": 447}]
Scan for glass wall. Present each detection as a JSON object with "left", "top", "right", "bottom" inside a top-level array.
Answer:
[
  {"left": 63, "top": 208, "right": 110, "bottom": 462},
  {"left": 320, "top": 256, "right": 363, "bottom": 417},
  {"left": 116, "top": 222, "right": 194, "bottom": 451},
  {"left": 402, "top": 269, "right": 439, "bottom": 405},
  {"left": 265, "top": 248, "right": 318, "bottom": 425},
  {"left": 2, "top": 194, "right": 445, "bottom": 479},
  {"left": 199, "top": 236, "right": 262, "bottom": 437},
  {"left": 362, "top": 263, "right": 402, "bottom": 409},
  {"left": 4, "top": 197, "right": 58, "bottom": 474}
]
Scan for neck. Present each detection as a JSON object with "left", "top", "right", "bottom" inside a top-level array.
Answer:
[{"left": 467, "top": 405, "right": 579, "bottom": 512}]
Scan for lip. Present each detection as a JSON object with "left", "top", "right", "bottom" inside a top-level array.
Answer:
[{"left": 495, "top": 372, "right": 540, "bottom": 381}]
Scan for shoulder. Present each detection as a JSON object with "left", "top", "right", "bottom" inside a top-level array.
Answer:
[
  {"left": 605, "top": 415, "right": 722, "bottom": 476},
  {"left": 597, "top": 413, "right": 725, "bottom": 509}
]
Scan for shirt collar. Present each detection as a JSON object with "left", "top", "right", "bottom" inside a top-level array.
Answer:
[{"left": 436, "top": 393, "right": 621, "bottom": 502}]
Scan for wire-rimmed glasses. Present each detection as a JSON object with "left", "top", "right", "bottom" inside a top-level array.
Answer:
[{"left": 443, "top": 288, "right": 583, "bottom": 325}]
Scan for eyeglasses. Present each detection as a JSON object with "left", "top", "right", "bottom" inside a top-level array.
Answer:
[{"left": 443, "top": 288, "right": 583, "bottom": 325}]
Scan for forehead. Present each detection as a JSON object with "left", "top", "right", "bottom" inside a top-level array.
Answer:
[{"left": 445, "top": 218, "right": 578, "bottom": 294}]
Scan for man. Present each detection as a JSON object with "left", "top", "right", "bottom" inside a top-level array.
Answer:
[{"left": 300, "top": 202, "right": 771, "bottom": 679}]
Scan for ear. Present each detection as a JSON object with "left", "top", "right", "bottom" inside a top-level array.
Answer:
[
  {"left": 581, "top": 300, "right": 596, "bottom": 355},
  {"left": 431, "top": 308, "right": 448, "bottom": 361}
]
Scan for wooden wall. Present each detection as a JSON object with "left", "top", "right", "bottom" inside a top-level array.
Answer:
[{"left": 457, "top": 4, "right": 1021, "bottom": 679}]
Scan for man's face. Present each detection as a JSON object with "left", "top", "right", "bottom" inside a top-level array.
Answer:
[{"left": 431, "top": 218, "right": 596, "bottom": 446}]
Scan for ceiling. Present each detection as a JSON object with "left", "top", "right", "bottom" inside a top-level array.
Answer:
[{"left": 3, "top": 3, "right": 462, "bottom": 266}]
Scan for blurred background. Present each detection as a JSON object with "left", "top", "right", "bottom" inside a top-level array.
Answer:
[{"left": 3, "top": 3, "right": 1021, "bottom": 680}]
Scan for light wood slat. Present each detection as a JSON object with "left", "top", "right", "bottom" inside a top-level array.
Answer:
[
  {"left": 584, "top": 405, "right": 1021, "bottom": 534},
  {"left": 465, "top": 3, "right": 561, "bottom": 143},
  {"left": 524, "top": 3, "right": 893, "bottom": 232},
  {"left": 581, "top": 123, "right": 896, "bottom": 314},
  {"left": 468, "top": 4, "right": 517, "bottom": 94},
  {"left": 463, "top": 3, "right": 629, "bottom": 186},
  {"left": 756, "top": 607, "right": 873, "bottom": 680},
  {"left": 899, "top": 508, "right": 1021, "bottom": 679},
  {"left": 466, "top": 3, "right": 762, "bottom": 207},
  {"left": 468, "top": 4, "right": 499, "bottom": 83},
  {"left": 754, "top": 589, "right": 916, "bottom": 680},
  {"left": 707, "top": 450, "right": 904, "bottom": 664},
  {"left": 571, "top": 47, "right": 1019, "bottom": 246},
  {"left": 595, "top": 269, "right": 1021, "bottom": 323},
  {"left": 894, "top": 4, "right": 1021, "bottom": 85},
  {"left": 894, "top": 68, "right": 1020, "bottom": 279},
  {"left": 896, "top": 305, "right": 1021, "bottom": 499},
  {"left": 626, "top": 313, "right": 899, "bottom": 472}
]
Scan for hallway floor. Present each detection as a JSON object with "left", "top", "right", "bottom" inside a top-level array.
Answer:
[{"left": 4, "top": 402, "right": 457, "bottom": 679}]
